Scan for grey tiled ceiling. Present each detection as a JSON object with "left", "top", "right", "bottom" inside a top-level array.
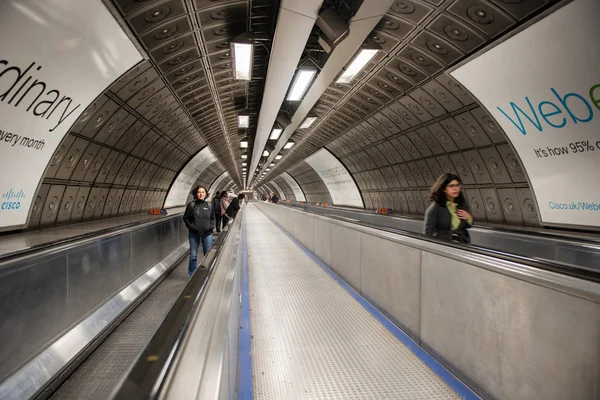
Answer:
[
  {"left": 111, "top": 0, "right": 279, "bottom": 187},
  {"left": 261, "top": 0, "right": 560, "bottom": 227}
]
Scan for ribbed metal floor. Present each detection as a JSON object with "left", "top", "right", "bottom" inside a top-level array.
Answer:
[
  {"left": 50, "top": 254, "right": 191, "bottom": 400},
  {"left": 246, "top": 205, "right": 462, "bottom": 400}
]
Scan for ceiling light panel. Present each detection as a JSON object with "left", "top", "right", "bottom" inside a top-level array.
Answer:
[
  {"left": 233, "top": 42, "right": 253, "bottom": 81},
  {"left": 269, "top": 128, "right": 283, "bottom": 140},
  {"left": 299, "top": 116, "right": 318, "bottom": 129},
  {"left": 287, "top": 69, "right": 318, "bottom": 101},
  {"left": 336, "top": 49, "right": 378, "bottom": 84},
  {"left": 238, "top": 115, "right": 249, "bottom": 128}
]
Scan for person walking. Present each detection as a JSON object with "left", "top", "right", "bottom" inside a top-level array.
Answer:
[
  {"left": 220, "top": 191, "right": 230, "bottom": 228},
  {"left": 424, "top": 173, "right": 473, "bottom": 243},
  {"left": 183, "top": 185, "right": 215, "bottom": 275},
  {"left": 212, "top": 192, "right": 222, "bottom": 233},
  {"left": 226, "top": 193, "right": 245, "bottom": 220}
]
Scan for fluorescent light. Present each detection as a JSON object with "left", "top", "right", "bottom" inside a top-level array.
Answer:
[
  {"left": 242, "top": 168, "right": 246, "bottom": 171},
  {"left": 233, "top": 42, "right": 253, "bottom": 81},
  {"left": 275, "top": 155, "right": 282, "bottom": 160},
  {"left": 336, "top": 49, "right": 378, "bottom": 84},
  {"left": 242, "top": 162, "right": 247, "bottom": 166},
  {"left": 241, "top": 155, "right": 247, "bottom": 159},
  {"left": 287, "top": 69, "right": 317, "bottom": 101},
  {"left": 269, "top": 128, "right": 283, "bottom": 140},
  {"left": 266, "top": 168, "right": 271, "bottom": 171},
  {"left": 263, "top": 150, "right": 270, "bottom": 157},
  {"left": 284, "top": 142, "right": 294, "bottom": 149},
  {"left": 299, "top": 116, "right": 317, "bottom": 129},
  {"left": 240, "top": 141, "right": 248, "bottom": 148},
  {"left": 238, "top": 115, "right": 249, "bottom": 128},
  {"left": 270, "top": 163, "right": 275, "bottom": 166}
]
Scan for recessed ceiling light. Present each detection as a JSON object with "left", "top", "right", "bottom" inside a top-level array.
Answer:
[
  {"left": 336, "top": 48, "right": 378, "bottom": 84},
  {"left": 287, "top": 68, "right": 317, "bottom": 101},
  {"left": 299, "top": 116, "right": 317, "bottom": 129}
]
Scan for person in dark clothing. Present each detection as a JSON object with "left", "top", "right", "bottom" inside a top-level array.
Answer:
[
  {"left": 220, "top": 191, "right": 230, "bottom": 228},
  {"left": 212, "top": 193, "right": 222, "bottom": 233},
  {"left": 270, "top": 193, "right": 279, "bottom": 203},
  {"left": 226, "top": 193, "right": 245, "bottom": 220},
  {"left": 183, "top": 185, "right": 216, "bottom": 275},
  {"left": 424, "top": 173, "right": 473, "bottom": 243}
]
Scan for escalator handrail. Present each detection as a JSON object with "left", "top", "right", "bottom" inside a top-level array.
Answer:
[
  {"left": 0, "top": 212, "right": 184, "bottom": 266},
  {"left": 288, "top": 201, "right": 600, "bottom": 246},
  {"left": 267, "top": 203, "right": 600, "bottom": 300},
  {"left": 110, "top": 209, "right": 244, "bottom": 400}
]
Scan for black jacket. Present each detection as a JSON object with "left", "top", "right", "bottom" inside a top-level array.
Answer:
[
  {"left": 212, "top": 197, "right": 221, "bottom": 213},
  {"left": 183, "top": 199, "right": 216, "bottom": 236},
  {"left": 424, "top": 201, "right": 472, "bottom": 242},
  {"left": 271, "top": 194, "right": 279, "bottom": 203},
  {"left": 226, "top": 197, "right": 240, "bottom": 219}
]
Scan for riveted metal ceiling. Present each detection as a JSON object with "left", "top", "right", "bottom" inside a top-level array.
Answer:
[
  {"left": 260, "top": 0, "right": 561, "bottom": 227},
  {"left": 110, "top": 0, "right": 280, "bottom": 187}
]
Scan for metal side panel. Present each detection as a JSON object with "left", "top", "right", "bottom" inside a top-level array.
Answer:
[{"left": 0, "top": 244, "right": 189, "bottom": 400}]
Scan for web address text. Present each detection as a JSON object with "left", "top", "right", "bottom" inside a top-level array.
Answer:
[{"left": 549, "top": 201, "right": 600, "bottom": 211}]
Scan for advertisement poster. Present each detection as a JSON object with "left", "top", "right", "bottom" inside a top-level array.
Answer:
[
  {"left": 451, "top": 0, "right": 600, "bottom": 227},
  {"left": 0, "top": 0, "right": 143, "bottom": 229},
  {"left": 304, "top": 148, "right": 363, "bottom": 208},
  {"left": 164, "top": 147, "right": 216, "bottom": 208},
  {"left": 281, "top": 172, "right": 306, "bottom": 201}
]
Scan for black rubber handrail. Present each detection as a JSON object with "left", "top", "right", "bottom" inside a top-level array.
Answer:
[
  {"left": 0, "top": 212, "right": 183, "bottom": 263},
  {"left": 287, "top": 201, "right": 600, "bottom": 245},
  {"left": 109, "top": 213, "right": 242, "bottom": 400},
  {"left": 284, "top": 203, "right": 600, "bottom": 283}
]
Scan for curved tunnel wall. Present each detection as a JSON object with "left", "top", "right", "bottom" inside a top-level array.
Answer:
[
  {"left": 280, "top": 172, "right": 306, "bottom": 202},
  {"left": 164, "top": 146, "right": 217, "bottom": 208},
  {"left": 272, "top": 175, "right": 296, "bottom": 201},
  {"left": 27, "top": 59, "right": 208, "bottom": 230},
  {"left": 0, "top": 1, "right": 144, "bottom": 232},
  {"left": 262, "top": 1, "right": 564, "bottom": 228},
  {"left": 286, "top": 161, "right": 332, "bottom": 204}
]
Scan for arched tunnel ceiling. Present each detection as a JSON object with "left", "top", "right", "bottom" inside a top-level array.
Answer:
[
  {"left": 111, "top": 0, "right": 280, "bottom": 186},
  {"left": 258, "top": 0, "right": 561, "bottom": 227}
]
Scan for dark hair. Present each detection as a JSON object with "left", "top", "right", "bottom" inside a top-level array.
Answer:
[
  {"left": 191, "top": 185, "right": 208, "bottom": 200},
  {"left": 219, "top": 191, "right": 228, "bottom": 198},
  {"left": 429, "top": 173, "right": 466, "bottom": 206},
  {"left": 238, "top": 193, "right": 245, "bottom": 199}
]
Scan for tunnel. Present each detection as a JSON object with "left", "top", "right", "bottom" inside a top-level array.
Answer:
[{"left": 0, "top": 0, "right": 598, "bottom": 399}]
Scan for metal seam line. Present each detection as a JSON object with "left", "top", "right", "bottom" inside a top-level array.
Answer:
[
  {"left": 237, "top": 211, "right": 253, "bottom": 400},
  {"left": 256, "top": 3, "right": 445, "bottom": 184},
  {"left": 187, "top": 1, "right": 243, "bottom": 187},
  {"left": 251, "top": 5, "right": 395, "bottom": 186},
  {"left": 255, "top": 205, "right": 481, "bottom": 400}
]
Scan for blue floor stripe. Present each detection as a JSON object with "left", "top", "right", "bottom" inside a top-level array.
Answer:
[
  {"left": 258, "top": 207, "right": 480, "bottom": 400},
  {"left": 237, "top": 212, "right": 253, "bottom": 400}
]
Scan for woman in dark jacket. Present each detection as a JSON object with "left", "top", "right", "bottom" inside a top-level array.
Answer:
[
  {"left": 183, "top": 185, "right": 215, "bottom": 275},
  {"left": 424, "top": 173, "right": 473, "bottom": 243}
]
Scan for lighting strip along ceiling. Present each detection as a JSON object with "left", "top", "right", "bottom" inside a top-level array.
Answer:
[
  {"left": 247, "top": 0, "right": 324, "bottom": 189},
  {"left": 188, "top": 4, "right": 243, "bottom": 187},
  {"left": 250, "top": 0, "right": 396, "bottom": 186}
]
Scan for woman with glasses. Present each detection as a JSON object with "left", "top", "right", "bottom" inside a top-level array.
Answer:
[{"left": 424, "top": 173, "right": 473, "bottom": 243}]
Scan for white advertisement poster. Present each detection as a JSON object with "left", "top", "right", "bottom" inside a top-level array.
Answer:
[
  {"left": 451, "top": 0, "right": 600, "bottom": 228},
  {"left": 268, "top": 181, "right": 286, "bottom": 200},
  {"left": 0, "top": 0, "right": 142, "bottom": 229},
  {"left": 164, "top": 147, "right": 217, "bottom": 208},
  {"left": 281, "top": 172, "right": 306, "bottom": 201},
  {"left": 304, "top": 148, "right": 363, "bottom": 208},
  {"left": 208, "top": 171, "right": 230, "bottom": 200}
]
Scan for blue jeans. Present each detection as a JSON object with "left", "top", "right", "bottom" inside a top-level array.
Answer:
[{"left": 188, "top": 231, "right": 213, "bottom": 275}]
